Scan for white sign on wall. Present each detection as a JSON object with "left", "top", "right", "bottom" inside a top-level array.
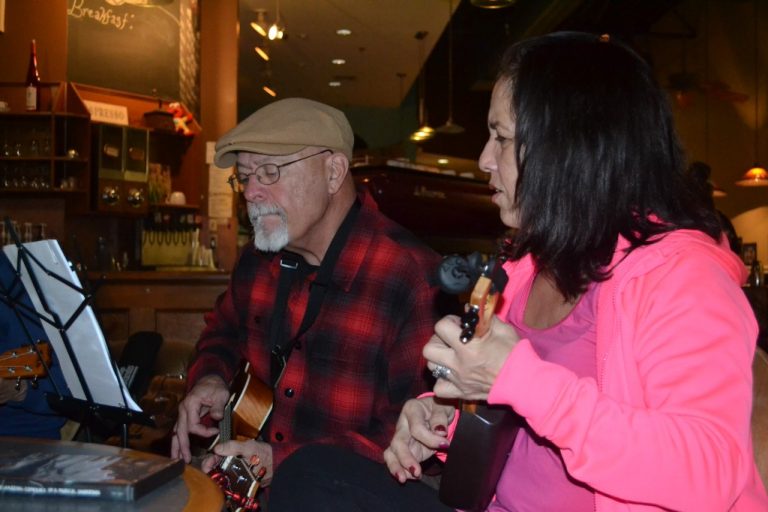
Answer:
[{"left": 83, "top": 100, "right": 129, "bottom": 126}]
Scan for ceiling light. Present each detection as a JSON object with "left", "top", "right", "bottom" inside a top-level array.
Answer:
[
  {"left": 736, "top": 166, "right": 768, "bottom": 186},
  {"left": 336, "top": 28, "right": 352, "bottom": 36},
  {"left": 332, "top": 58, "right": 346, "bottom": 65},
  {"left": 268, "top": 23, "right": 284, "bottom": 40},
  {"left": 254, "top": 46, "right": 270, "bottom": 61},
  {"left": 410, "top": 126, "right": 435, "bottom": 142},
  {"left": 267, "top": 0, "right": 285, "bottom": 40},
  {"left": 329, "top": 81, "right": 342, "bottom": 87},
  {"left": 470, "top": 0, "right": 516, "bottom": 8},
  {"left": 251, "top": 21, "right": 267, "bottom": 37},
  {"left": 251, "top": 9, "right": 268, "bottom": 37},
  {"left": 437, "top": 158, "right": 450, "bottom": 165},
  {"left": 263, "top": 85, "right": 277, "bottom": 97}
]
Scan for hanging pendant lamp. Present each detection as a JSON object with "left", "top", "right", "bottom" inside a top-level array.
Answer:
[
  {"left": 736, "top": 166, "right": 768, "bottom": 186},
  {"left": 410, "top": 31, "right": 435, "bottom": 142},
  {"left": 470, "top": 0, "right": 516, "bottom": 9},
  {"left": 736, "top": 0, "right": 768, "bottom": 186},
  {"left": 436, "top": 0, "right": 465, "bottom": 134},
  {"left": 268, "top": 0, "right": 285, "bottom": 40}
]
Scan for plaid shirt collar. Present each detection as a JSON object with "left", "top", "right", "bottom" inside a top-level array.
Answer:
[{"left": 262, "top": 191, "right": 377, "bottom": 292}]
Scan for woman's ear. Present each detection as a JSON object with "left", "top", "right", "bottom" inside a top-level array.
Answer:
[{"left": 326, "top": 152, "right": 350, "bottom": 194}]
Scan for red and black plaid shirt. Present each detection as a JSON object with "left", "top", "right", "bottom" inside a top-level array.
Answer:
[{"left": 187, "top": 191, "right": 448, "bottom": 468}]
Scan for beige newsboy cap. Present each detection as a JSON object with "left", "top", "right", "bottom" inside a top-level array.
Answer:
[{"left": 214, "top": 97, "right": 354, "bottom": 168}]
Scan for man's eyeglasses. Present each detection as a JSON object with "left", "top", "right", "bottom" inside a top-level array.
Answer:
[{"left": 227, "top": 149, "right": 332, "bottom": 192}]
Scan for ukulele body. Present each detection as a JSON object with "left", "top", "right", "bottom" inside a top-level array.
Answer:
[
  {"left": 439, "top": 403, "right": 520, "bottom": 510},
  {"left": 435, "top": 253, "right": 515, "bottom": 511}
]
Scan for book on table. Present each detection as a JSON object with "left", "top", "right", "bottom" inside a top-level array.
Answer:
[{"left": 0, "top": 437, "right": 184, "bottom": 501}]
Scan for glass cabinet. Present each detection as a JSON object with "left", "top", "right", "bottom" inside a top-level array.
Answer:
[{"left": 0, "top": 82, "right": 91, "bottom": 198}]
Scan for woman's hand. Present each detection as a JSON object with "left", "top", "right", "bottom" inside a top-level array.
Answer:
[
  {"left": 383, "top": 396, "right": 455, "bottom": 483},
  {"left": 424, "top": 314, "right": 520, "bottom": 400},
  {"left": 203, "top": 439, "right": 274, "bottom": 486}
]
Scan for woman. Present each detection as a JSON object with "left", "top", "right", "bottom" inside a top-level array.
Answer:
[{"left": 268, "top": 32, "right": 768, "bottom": 511}]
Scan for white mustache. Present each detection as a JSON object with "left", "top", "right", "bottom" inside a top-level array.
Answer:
[{"left": 248, "top": 203, "right": 286, "bottom": 223}]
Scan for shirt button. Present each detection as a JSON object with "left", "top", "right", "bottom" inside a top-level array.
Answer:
[
  {"left": 275, "top": 432, "right": 284, "bottom": 442},
  {"left": 284, "top": 388, "right": 295, "bottom": 397}
]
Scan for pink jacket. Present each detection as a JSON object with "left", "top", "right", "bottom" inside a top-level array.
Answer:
[{"left": 485, "top": 230, "right": 768, "bottom": 511}]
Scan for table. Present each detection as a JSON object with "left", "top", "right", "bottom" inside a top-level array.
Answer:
[{"left": 0, "top": 439, "right": 224, "bottom": 512}]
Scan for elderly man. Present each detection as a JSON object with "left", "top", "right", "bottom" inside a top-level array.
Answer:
[{"left": 171, "top": 98, "right": 448, "bottom": 489}]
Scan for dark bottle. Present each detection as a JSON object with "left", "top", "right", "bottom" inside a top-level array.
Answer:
[{"left": 25, "top": 39, "right": 41, "bottom": 112}]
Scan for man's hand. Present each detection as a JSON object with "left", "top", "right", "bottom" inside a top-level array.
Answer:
[
  {"left": 171, "top": 374, "right": 231, "bottom": 463},
  {"left": 203, "top": 439, "right": 274, "bottom": 486},
  {"left": 0, "top": 378, "right": 27, "bottom": 404},
  {"left": 383, "top": 396, "right": 455, "bottom": 483}
]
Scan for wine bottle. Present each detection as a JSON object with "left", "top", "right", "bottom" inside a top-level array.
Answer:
[{"left": 25, "top": 39, "right": 41, "bottom": 112}]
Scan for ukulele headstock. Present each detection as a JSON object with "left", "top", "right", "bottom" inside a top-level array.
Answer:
[
  {"left": 208, "top": 361, "right": 274, "bottom": 511},
  {"left": 438, "top": 253, "right": 508, "bottom": 343},
  {"left": 209, "top": 455, "right": 265, "bottom": 512},
  {"left": 0, "top": 341, "right": 51, "bottom": 379}
]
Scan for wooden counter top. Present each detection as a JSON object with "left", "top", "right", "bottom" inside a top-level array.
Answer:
[
  {"left": 87, "top": 270, "right": 229, "bottom": 284},
  {"left": 88, "top": 271, "right": 230, "bottom": 346}
]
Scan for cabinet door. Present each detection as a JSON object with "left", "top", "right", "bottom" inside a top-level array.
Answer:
[
  {"left": 95, "top": 123, "right": 123, "bottom": 180},
  {"left": 53, "top": 114, "right": 90, "bottom": 192},
  {"left": 124, "top": 127, "right": 148, "bottom": 182}
]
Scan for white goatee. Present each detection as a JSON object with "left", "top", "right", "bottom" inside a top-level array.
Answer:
[{"left": 248, "top": 203, "right": 290, "bottom": 252}]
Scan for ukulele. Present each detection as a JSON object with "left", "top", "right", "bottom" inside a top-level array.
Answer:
[
  {"left": 0, "top": 341, "right": 51, "bottom": 382},
  {"left": 436, "top": 254, "right": 520, "bottom": 511},
  {"left": 208, "top": 361, "right": 274, "bottom": 512}
]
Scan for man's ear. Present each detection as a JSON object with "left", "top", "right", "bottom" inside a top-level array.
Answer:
[{"left": 326, "top": 153, "right": 350, "bottom": 194}]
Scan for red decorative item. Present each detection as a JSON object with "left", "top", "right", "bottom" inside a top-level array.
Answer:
[{"left": 166, "top": 102, "right": 196, "bottom": 136}]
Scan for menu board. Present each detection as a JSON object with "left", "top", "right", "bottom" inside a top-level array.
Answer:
[{"left": 66, "top": 0, "right": 200, "bottom": 114}]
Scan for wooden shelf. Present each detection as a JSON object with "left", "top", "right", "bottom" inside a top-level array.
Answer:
[{"left": 0, "top": 82, "right": 91, "bottom": 201}]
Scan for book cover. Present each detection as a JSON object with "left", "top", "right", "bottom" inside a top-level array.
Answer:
[{"left": 0, "top": 437, "right": 184, "bottom": 501}]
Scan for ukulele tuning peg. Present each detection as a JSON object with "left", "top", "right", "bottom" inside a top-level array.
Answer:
[{"left": 461, "top": 311, "right": 480, "bottom": 329}]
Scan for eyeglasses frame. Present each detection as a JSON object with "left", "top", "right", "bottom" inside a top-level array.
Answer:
[{"left": 227, "top": 149, "right": 333, "bottom": 191}]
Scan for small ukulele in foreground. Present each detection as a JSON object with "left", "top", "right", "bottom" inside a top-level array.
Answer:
[
  {"left": 437, "top": 254, "right": 520, "bottom": 511},
  {"left": 208, "top": 361, "right": 273, "bottom": 512},
  {"left": 0, "top": 341, "right": 51, "bottom": 385}
]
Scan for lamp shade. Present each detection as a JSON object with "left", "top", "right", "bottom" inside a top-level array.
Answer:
[
  {"left": 410, "top": 124, "right": 435, "bottom": 142},
  {"left": 735, "top": 165, "right": 768, "bottom": 186},
  {"left": 470, "top": 0, "right": 516, "bottom": 8},
  {"left": 711, "top": 181, "right": 727, "bottom": 197}
]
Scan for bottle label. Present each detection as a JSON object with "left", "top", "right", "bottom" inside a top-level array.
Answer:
[{"left": 25, "top": 85, "right": 37, "bottom": 111}]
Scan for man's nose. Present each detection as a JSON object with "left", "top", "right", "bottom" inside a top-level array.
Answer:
[{"left": 242, "top": 176, "right": 268, "bottom": 202}]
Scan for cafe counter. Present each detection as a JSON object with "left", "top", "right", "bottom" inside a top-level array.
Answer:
[{"left": 87, "top": 270, "right": 229, "bottom": 352}]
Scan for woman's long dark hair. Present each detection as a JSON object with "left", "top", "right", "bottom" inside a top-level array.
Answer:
[{"left": 499, "top": 32, "right": 722, "bottom": 300}]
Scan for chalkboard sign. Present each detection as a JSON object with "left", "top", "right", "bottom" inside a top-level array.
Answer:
[{"left": 66, "top": 0, "right": 200, "bottom": 115}]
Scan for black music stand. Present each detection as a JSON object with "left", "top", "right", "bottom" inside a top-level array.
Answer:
[{"left": 0, "top": 218, "right": 154, "bottom": 447}]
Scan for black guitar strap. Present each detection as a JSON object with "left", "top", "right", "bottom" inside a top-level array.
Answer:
[{"left": 268, "top": 198, "right": 361, "bottom": 388}]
